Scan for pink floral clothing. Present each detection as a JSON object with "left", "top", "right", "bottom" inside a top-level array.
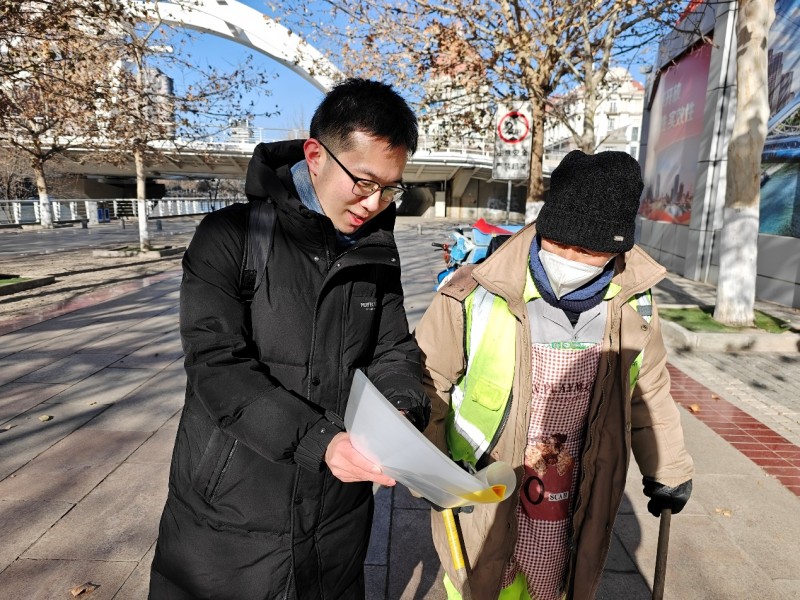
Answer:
[{"left": 502, "top": 342, "right": 601, "bottom": 600}]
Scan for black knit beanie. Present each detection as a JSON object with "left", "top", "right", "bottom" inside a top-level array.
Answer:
[{"left": 536, "top": 150, "right": 644, "bottom": 253}]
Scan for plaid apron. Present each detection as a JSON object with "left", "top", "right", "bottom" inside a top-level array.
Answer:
[{"left": 501, "top": 342, "right": 601, "bottom": 600}]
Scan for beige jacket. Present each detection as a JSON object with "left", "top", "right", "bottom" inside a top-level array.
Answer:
[{"left": 414, "top": 224, "right": 693, "bottom": 599}]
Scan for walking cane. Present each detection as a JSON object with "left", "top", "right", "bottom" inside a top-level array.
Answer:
[
  {"left": 442, "top": 508, "right": 473, "bottom": 600},
  {"left": 651, "top": 508, "right": 672, "bottom": 600}
]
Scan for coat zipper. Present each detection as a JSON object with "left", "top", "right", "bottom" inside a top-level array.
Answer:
[
  {"left": 307, "top": 241, "right": 399, "bottom": 399},
  {"left": 209, "top": 440, "right": 238, "bottom": 502}
]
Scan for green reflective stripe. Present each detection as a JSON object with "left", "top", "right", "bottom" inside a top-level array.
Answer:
[
  {"left": 498, "top": 573, "right": 534, "bottom": 600},
  {"left": 445, "top": 407, "right": 478, "bottom": 465},
  {"left": 447, "top": 288, "right": 487, "bottom": 465},
  {"left": 627, "top": 289, "right": 653, "bottom": 392},
  {"left": 629, "top": 351, "right": 643, "bottom": 391},
  {"left": 605, "top": 281, "right": 622, "bottom": 299},
  {"left": 447, "top": 288, "right": 516, "bottom": 466},
  {"left": 463, "top": 292, "right": 516, "bottom": 411},
  {"left": 443, "top": 573, "right": 460, "bottom": 600},
  {"left": 464, "top": 289, "right": 475, "bottom": 348},
  {"left": 447, "top": 289, "right": 485, "bottom": 465},
  {"left": 443, "top": 572, "right": 534, "bottom": 600}
]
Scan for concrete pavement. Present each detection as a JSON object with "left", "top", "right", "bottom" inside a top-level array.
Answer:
[
  {"left": 0, "top": 218, "right": 199, "bottom": 259},
  {"left": 0, "top": 217, "right": 798, "bottom": 599}
]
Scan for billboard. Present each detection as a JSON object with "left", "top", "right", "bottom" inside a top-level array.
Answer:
[
  {"left": 640, "top": 41, "right": 713, "bottom": 225},
  {"left": 759, "top": 0, "right": 800, "bottom": 238}
]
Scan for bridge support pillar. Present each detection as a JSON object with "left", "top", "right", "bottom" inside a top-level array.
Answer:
[{"left": 450, "top": 168, "right": 476, "bottom": 203}]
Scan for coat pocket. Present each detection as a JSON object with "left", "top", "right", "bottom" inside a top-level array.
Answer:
[
  {"left": 466, "top": 374, "right": 507, "bottom": 411},
  {"left": 192, "top": 426, "right": 239, "bottom": 503}
]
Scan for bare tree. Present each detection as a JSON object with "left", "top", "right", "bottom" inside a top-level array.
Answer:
[
  {"left": 548, "top": 2, "right": 685, "bottom": 154},
  {"left": 0, "top": 1, "right": 123, "bottom": 79},
  {"left": 192, "top": 177, "right": 246, "bottom": 206},
  {"left": 0, "top": 146, "right": 32, "bottom": 223},
  {"left": 98, "top": 1, "right": 273, "bottom": 250},
  {"left": 713, "top": 0, "right": 776, "bottom": 326},
  {"left": 0, "top": 146, "right": 32, "bottom": 200},
  {"left": 0, "top": 1, "right": 126, "bottom": 228},
  {"left": 277, "top": 0, "right": 584, "bottom": 211},
  {"left": 277, "top": 0, "right": 680, "bottom": 215},
  {"left": 546, "top": 67, "right": 643, "bottom": 154}
]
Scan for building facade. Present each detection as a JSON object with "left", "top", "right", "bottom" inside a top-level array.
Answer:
[
  {"left": 543, "top": 68, "right": 645, "bottom": 164},
  {"left": 638, "top": 0, "right": 800, "bottom": 308}
]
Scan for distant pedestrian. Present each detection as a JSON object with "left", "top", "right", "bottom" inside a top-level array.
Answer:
[
  {"left": 415, "top": 150, "right": 694, "bottom": 599},
  {"left": 149, "top": 78, "right": 429, "bottom": 599}
]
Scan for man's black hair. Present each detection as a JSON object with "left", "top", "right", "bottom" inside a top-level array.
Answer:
[{"left": 310, "top": 78, "right": 418, "bottom": 154}]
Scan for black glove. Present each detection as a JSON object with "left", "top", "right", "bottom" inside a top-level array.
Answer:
[
  {"left": 392, "top": 397, "right": 431, "bottom": 432},
  {"left": 642, "top": 477, "right": 692, "bottom": 517}
]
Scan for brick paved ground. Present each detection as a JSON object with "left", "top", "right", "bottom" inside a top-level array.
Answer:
[{"left": 0, "top": 217, "right": 798, "bottom": 599}]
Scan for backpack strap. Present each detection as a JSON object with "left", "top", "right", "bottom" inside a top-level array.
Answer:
[{"left": 240, "top": 199, "right": 276, "bottom": 303}]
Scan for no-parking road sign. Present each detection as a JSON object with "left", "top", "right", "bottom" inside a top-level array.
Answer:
[{"left": 493, "top": 102, "right": 533, "bottom": 180}]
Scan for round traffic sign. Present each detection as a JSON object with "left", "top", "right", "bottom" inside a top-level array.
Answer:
[{"left": 497, "top": 111, "right": 530, "bottom": 143}]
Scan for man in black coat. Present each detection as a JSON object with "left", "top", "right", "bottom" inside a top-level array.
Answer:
[{"left": 149, "top": 78, "right": 429, "bottom": 600}]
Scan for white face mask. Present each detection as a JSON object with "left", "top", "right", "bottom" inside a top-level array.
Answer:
[{"left": 538, "top": 249, "right": 608, "bottom": 299}]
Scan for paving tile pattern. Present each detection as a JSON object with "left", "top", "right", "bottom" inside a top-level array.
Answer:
[
  {"left": 0, "top": 270, "right": 179, "bottom": 336},
  {"left": 668, "top": 364, "right": 800, "bottom": 496},
  {"left": 667, "top": 350, "right": 800, "bottom": 447},
  {"left": 0, "top": 219, "right": 797, "bottom": 599},
  {"left": 0, "top": 275, "right": 181, "bottom": 599}
]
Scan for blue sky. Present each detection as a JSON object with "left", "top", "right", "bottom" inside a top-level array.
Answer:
[{"left": 166, "top": 0, "right": 326, "bottom": 136}]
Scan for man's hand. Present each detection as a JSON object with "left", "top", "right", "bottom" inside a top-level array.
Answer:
[{"left": 324, "top": 432, "right": 396, "bottom": 486}]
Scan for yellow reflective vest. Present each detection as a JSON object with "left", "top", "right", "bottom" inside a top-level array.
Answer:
[{"left": 447, "top": 270, "right": 653, "bottom": 468}]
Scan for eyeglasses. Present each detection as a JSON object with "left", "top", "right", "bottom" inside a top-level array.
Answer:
[{"left": 318, "top": 140, "right": 406, "bottom": 203}]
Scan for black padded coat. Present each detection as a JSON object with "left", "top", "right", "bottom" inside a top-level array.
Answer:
[{"left": 149, "top": 140, "right": 428, "bottom": 600}]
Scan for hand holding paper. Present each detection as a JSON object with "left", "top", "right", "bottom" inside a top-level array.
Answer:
[
  {"left": 344, "top": 370, "right": 517, "bottom": 509},
  {"left": 324, "top": 432, "right": 397, "bottom": 487}
]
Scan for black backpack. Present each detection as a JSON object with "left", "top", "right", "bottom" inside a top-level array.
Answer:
[{"left": 238, "top": 199, "right": 276, "bottom": 303}]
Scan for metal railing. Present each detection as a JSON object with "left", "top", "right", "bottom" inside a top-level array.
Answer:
[{"left": 0, "top": 197, "right": 242, "bottom": 226}]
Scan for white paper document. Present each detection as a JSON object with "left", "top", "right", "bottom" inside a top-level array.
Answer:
[{"left": 344, "top": 370, "right": 517, "bottom": 509}]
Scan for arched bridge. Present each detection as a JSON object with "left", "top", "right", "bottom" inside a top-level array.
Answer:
[{"left": 134, "top": 0, "right": 340, "bottom": 91}]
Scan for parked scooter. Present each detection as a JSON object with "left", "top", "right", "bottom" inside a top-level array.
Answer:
[
  {"left": 432, "top": 219, "right": 523, "bottom": 291},
  {"left": 432, "top": 229, "right": 475, "bottom": 290}
]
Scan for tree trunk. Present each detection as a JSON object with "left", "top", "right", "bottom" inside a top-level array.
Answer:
[
  {"left": 525, "top": 97, "right": 547, "bottom": 223},
  {"left": 580, "top": 58, "right": 598, "bottom": 153},
  {"left": 33, "top": 161, "right": 53, "bottom": 229},
  {"left": 134, "top": 147, "right": 151, "bottom": 251},
  {"left": 713, "top": 0, "right": 775, "bottom": 326},
  {"left": 580, "top": 92, "right": 598, "bottom": 154}
]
